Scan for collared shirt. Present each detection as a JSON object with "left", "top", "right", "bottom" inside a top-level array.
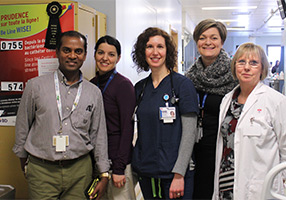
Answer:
[{"left": 13, "top": 69, "right": 110, "bottom": 173}]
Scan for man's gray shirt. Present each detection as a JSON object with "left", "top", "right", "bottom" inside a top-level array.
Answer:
[{"left": 13, "top": 69, "right": 110, "bottom": 173}]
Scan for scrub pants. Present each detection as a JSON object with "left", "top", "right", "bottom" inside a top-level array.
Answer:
[
  {"left": 27, "top": 154, "right": 92, "bottom": 200},
  {"left": 138, "top": 169, "right": 194, "bottom": 200}
]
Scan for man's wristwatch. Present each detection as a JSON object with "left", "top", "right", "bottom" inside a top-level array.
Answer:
[{"left": 100, "top": 172, "right": 111, "bottom": 180}]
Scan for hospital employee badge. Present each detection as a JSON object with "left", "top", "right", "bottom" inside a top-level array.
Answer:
[
  {"left": 159, "top": 107, "right": 176, "bottom": 123},
  {"left": 53, "top": 135, "right": 69, "bottom": 152},
  {"left": 160, "top": 94, "right": 176, "bottom": 123}
]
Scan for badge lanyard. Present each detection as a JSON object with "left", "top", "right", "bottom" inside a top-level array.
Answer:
[
  {"left": 54, "top": 71, "right": 82, "bottom": 123},
  {"left": 196, "top": 93, "right": 207, "bottom": 142},
  {"left": 197, "top": 93, "right": 207, "bottom": 120},
  {"left": 98, "top": 70, "right": 117, "bottom": 94}
]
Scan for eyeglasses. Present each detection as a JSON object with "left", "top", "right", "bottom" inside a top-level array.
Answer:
[{"left": 235, "top": 59, "right": 260, "bottom": 68}]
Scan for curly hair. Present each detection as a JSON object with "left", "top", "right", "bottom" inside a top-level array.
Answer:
[{"left": 132, "top": 27, "right": 177, "bottom": 72}]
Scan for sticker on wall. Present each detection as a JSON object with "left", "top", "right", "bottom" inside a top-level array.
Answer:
[{"left": 45, "top": 1, "right": 62, "bottom": 49}]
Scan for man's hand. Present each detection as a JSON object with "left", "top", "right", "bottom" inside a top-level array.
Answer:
[
  {"left": 112, "top": 174, "right": 126, "bottom": 188},
  {"left": 19, "top": 157, "right": 28, "bottom": 177},
  {"left": 89, "top": 177, "right": 108, "bottom": 199},
  {"left": 169, "top": 173, "right": 184, "bottom": 199}
]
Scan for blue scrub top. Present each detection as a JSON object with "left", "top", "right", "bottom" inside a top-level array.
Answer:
[{"left": 132, "top": 72, "right": 198, "bottom": 179}]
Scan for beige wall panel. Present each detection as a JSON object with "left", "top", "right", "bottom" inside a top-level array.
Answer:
[
  {"left": 78, "top": 5, "right": 96, "bottom": 80},
  {"left": 96, "top": 11, "right": 106, "bottom": 40}
]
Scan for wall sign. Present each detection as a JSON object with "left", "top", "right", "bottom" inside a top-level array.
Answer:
[{"left": 0, "top": 2, "right": 74, "bottom": 126}]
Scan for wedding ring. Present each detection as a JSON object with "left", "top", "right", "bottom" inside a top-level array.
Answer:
[{"left": 177, "top": 193, "right": 180, "bottom": 196}]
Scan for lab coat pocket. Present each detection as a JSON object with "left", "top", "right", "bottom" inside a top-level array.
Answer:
[
  {"left": 242, "top": 124, "right": 262, "bottom": 137},
  {"left": 242, "top": 116, "right": 266, "bottom": 137}
]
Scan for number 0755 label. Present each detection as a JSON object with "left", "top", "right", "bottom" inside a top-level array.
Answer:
[
  {"left": 0, "top": 41, "right": 23, "bottom": 50},
  {"left": 1, "top": 82, "right": 23, "bottom": 91}
]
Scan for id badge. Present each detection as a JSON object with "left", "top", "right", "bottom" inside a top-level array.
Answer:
[
  {"left": 53, "top": 135, "right": 69, "bottom": 152},
  {"left": 159, "top": 107, "right": 176, "bottom": 123}
]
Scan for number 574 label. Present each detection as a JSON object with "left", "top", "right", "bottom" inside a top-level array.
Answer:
[{"left": 1, "top": 82, "right": 23, "bottom": 91}]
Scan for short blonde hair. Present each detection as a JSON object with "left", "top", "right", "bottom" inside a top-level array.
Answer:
[{"left": 231, "top": 42, "right": 269, "bottom": 80}]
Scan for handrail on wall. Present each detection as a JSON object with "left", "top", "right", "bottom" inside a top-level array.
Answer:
[{"left": 261, "top": 162, "right": 286, "bottom": 200}]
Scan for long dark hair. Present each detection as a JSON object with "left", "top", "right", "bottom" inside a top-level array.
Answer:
[{"left": 132, "top": 27, "right": 177, "bottom": 72}]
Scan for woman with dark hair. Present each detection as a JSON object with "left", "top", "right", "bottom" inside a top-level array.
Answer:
[
  {"left": 131, "top": 27, "right": 198, "bottom": 199},
  {"left": 185, "top": 19, "right": 237, "bottom": 199},
  {"left": 90, "top": 35, "right": 136, "bottom": 199},
  {"left": 271, "top": 59, "right": 280, "bottom": 74}
]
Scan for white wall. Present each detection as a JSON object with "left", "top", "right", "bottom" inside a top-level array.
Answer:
[
  {"left": 115, "top": 0, "right": 157, "bottom": 84},
  {"left": 116, "top": 0, "right": 183, "bottom": 84},
  {"left": 182, "top": 11, "right": 196, "bottom": 35},
  {"left": 224, "top": 35, "right": 282, "bottom": 57}
]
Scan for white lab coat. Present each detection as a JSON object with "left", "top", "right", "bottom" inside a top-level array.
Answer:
[{"left": 213, "top": 82, "right": 286, "bottom": 200}]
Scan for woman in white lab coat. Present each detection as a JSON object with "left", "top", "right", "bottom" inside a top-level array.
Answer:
[{"left": 213, "top": 42, "right": 286, "bottom": 200}]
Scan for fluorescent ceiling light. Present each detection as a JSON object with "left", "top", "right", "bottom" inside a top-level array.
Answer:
[
  {"left": 227, "top": 26, "right": 245, "bottom": 31},
  {"left": 228, "top": 26, "right": 245, "bottom": 29},
  {"left": 227, "top": 26, "right": 254, "bottom": 32},
  {"left": 202, "top": 6, "right": 257, "bottom": 10},
  {"left": 227, "top": 28, "right": 244, "bottom": 30},
  {"left": 217, "top": 19, "right": 239, "bottom": 22},
  {"left": 232, "top": 11, "right": 251, "bottom": 15},
  {"left": 227, "top": 28, "right": 254, "bottom": 32},
  {"left": 268, "top": 25, "right": 283, "bottom": 29}
]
